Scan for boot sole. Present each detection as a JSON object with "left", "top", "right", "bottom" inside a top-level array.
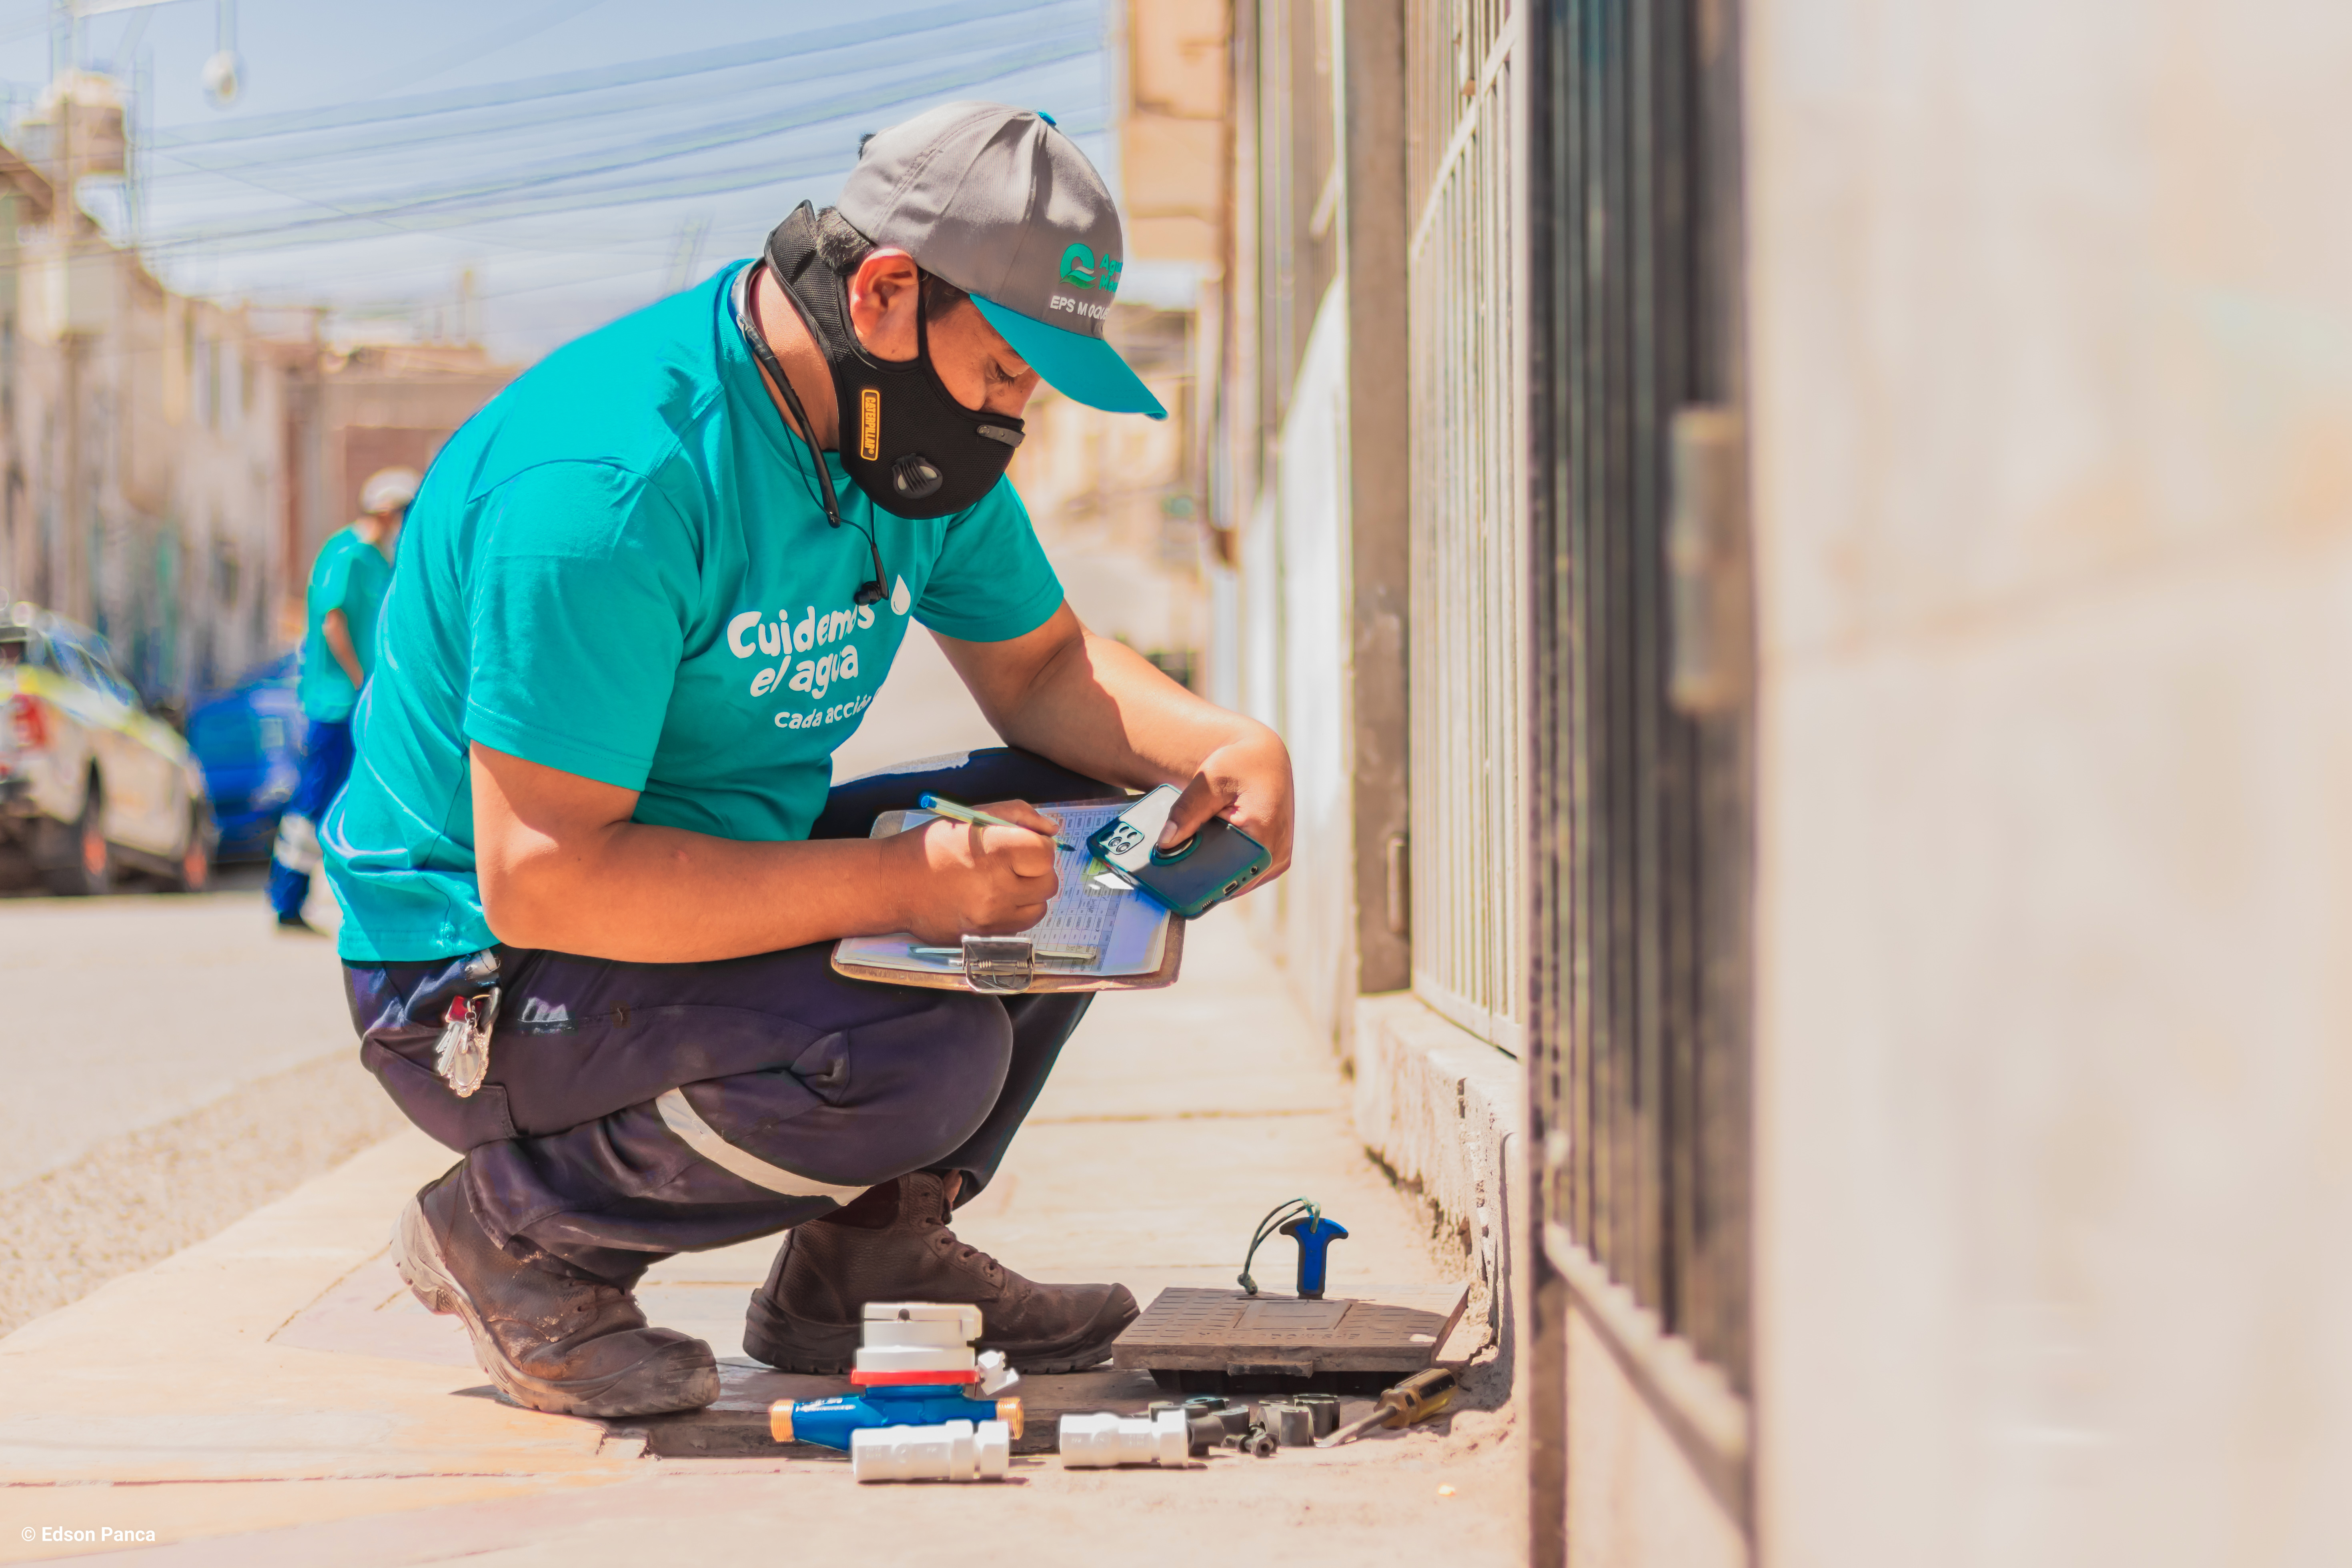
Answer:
[
  {"left": 739, "top": 1292, "right": 857, "bottom": 1375},
  {"left": 393, "top": 1194, "right": 720, "bottom": 1418},
  {"left": 741, "top": 1282, "right": 1142, "bottom": 1376}
]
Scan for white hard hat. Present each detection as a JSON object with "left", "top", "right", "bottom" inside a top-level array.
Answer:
[{"left": 361, "top": 467, "right": 422, "bottom": 516}]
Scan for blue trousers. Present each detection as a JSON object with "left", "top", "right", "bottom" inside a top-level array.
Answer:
[
  {"left": 341, "top": 748, "right": 1110, "bottom": 1283},
  {"left": 268, "top": 717, "right": 355, "bottom": 919}
]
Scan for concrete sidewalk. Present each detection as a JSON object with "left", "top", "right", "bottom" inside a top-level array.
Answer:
[
  {"left": 0, "top": 916, "right": 1520, "bottom": 1566},
  {"left": 0, "top": 886, "right": 401, "bottom": 1336}
]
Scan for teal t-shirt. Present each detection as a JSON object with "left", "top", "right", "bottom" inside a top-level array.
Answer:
[
  {"left": 298, "top": 526, "right": 394, "bottom": 722},
  {"left": 321, "top": 261, "right": 1065, "bottom": 962}
]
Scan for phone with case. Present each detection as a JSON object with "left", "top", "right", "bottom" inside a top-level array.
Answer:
[{"left": 1086, "top": 784, "right": 1273, "bottom": 919}]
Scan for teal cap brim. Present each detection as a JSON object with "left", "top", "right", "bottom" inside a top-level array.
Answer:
[{"left": 971, "top": 294, "right": 1168, "bottom": 420}]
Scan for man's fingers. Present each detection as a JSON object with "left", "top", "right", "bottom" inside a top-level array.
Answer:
[
  {"left": 1157, "top": 771, "right": 1231, "bottom": 848},
  {"left": 978, "top": 823, "right": 1059, "bottom": 878}
]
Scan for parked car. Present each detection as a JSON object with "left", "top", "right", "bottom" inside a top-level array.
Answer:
[
  {"left": 0, "top": 604, "right": 217, "bottom": 895},
  {"left": 185, "top": 653, "right": 303, "bottom": 863}
]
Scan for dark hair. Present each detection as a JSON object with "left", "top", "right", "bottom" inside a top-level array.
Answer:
[{"left": 815, "top": 206, "right": 970, "bottom": 322}]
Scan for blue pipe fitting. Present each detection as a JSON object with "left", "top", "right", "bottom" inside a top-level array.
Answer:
[
  {"left": 772, "top": 1382, "right": 1024, "bottom": 1451},
  {"left": 1280, "top": 1213, "right": 1349, "bottom": 1299}
]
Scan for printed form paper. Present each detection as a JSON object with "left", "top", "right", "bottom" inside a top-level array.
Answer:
[{"left": 835, "top": 801, "right": 1172, "bottom": 979}]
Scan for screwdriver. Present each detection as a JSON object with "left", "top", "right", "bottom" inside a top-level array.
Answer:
[{"left": 1316, "top": 1366, "right": 1459, "bottom": 1447}]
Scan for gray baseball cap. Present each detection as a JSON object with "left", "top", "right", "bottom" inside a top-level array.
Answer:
[{"left": 836, "top": 100, "right": 1166, "bottom": 421}]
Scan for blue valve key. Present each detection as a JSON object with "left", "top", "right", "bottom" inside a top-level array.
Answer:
[{"left": 1279, "top": 1214, "right": 1349, "bottom": 1300}]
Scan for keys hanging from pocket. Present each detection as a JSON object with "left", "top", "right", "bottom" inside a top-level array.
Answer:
[{"left": 435, "top": 988, "right": 500, "bottom": 1099}]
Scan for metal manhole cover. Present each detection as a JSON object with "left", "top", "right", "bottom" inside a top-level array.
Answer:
[
  {"left": 1111, "top": 1286, "right": 1469, "bottom": 1376},
  {"left": 1236, "top": 1300, "right": 1350, "bottom": 1332}
]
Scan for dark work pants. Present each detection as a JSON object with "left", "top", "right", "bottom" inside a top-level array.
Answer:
[
  {"left": 341, "top": 748, "right": 1109, "bottom": 1283},
  {"left": 269, "top": 717, "right": 354, "bottom": 919}
]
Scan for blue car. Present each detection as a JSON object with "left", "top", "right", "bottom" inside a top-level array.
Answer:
[{"left": 186, "top": 654, "right": 304, "bottom": 863}]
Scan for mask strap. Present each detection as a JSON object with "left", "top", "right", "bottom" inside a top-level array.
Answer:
[{"left": 737, "top": 264, "right": 887, "bottom": 607}]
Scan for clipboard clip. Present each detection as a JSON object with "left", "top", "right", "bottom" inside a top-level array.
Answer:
[{"left": 961, "top": 935, "right": 1036, "bottom": 994}]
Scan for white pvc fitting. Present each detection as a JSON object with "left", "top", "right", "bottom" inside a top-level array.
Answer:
[
  {"left": 1057, "top": 1410, "right": 1190, "bottom": 1468},
  {"left": 861, "top": 1302, "right": 984, "bottom": 1346},
  {"left": 850, "top": 1418, "right": 1012, "bottom": 1483},
  {"left": 975, "top": 1349, "right": 1019, "bottom": 1396},
  {"left": 854, "top": 1302, "right": 985, "bottom": 1378},
  {"left": 853, "top": 1344, "right": 979, "bottom": 1376}
]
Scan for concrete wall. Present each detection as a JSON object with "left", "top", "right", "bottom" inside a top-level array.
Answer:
[
  {"left": 1355, "top": 993, "right": 1519, "bottom": 1343},
  {"left": 1121, "top": 0, "right": 1227, "bottom": 265},
  {"left": 1746, "top": 1, "right": 2352, "bottom": 1562},
  {"left": 1564, "top": 1300, "right": 1749, "bottom": 1568},
  {"left": 1260, "top": 282, "right": 1357, "bottom": 1047}
]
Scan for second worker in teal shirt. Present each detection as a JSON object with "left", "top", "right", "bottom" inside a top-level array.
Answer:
[{"left": 268, "top": 464, "right": 413, "bottom": 932}]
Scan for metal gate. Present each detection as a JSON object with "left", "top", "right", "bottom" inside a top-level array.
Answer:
[
  {"left": 1406, "top": 0, "right": 1526, "bottom": 1053},
  {"left": 1525, "top": 0, "right": 1755, "bottom": 1556}
]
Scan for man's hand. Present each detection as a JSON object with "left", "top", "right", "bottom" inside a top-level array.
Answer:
[
  {"left": 1155, "top": 728, "right": 1294, "bottom": 889},
  {"left": 936, "top": 604, "right": 1298, "bottom": 905},
  {"left": 885, "top": 799, "right": 1064, "bottom": 943}
]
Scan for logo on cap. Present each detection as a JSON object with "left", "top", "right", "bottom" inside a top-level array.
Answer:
[{"left": 1058, "top": 242, "right": 1124, "bottom": 294}]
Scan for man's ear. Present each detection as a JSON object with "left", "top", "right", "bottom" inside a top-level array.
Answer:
[{"left": 847, "top": 249, "right": 922, "bottom": 363}]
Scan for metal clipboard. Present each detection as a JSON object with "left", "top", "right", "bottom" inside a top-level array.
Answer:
[{"left": 828, "top": 799, "right": 1186, "bottom": 995}]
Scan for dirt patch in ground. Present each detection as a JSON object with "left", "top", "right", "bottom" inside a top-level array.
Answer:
[{"left": 0, "top": 1054, "right": 407, "bottom": 1336}]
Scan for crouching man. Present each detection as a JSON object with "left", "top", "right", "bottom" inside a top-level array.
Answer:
[{"left": 322, "top": 104, "right": 1292, "bottom": 1417}]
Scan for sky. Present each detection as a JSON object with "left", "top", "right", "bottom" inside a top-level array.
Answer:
[{"left": 0, "top": 0, "right": 1136, "bottom": 363}]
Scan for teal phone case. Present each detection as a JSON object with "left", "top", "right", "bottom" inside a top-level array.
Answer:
[{"left": 1087, "top": 812, "right": 1271, "bottom": 918}]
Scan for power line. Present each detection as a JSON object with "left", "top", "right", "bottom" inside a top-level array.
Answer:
[
  {"left": 343, "top": 0, "right": 613, "bottom": 100},
  {"left": 140, "top": 67, "right": 1104, "bottom": 252},
  {"left": 148, "top": 114, "right": 1112, "bottom": 256},
  {"left": 88, "top": 2, "right": 1115, "bottom": 352},
  {"left": 143, "top": 0, "right": 1081, "bottom": 149},
  {"left": 146, "top": 6, "right": 1094, "bottom": 178},
  {"left": 149, "top": 37, "right": 1083, "bottom": 206}
]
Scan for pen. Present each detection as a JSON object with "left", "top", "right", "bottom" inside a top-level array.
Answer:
[{"left": 916, "top": 793, "right": 1076, "bottom": 852}]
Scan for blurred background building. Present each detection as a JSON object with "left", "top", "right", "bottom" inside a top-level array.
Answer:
[
  {"left": 1006, "top": 302, "right": 1206, "bottom": 689},
  {"left": 0, "top": 69, "right": 515, "bottom": 710},
  {"left": 273, "top": 335, "right": 516, "bottom": 643}
]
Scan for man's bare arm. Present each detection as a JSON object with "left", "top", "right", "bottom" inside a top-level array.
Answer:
[
  {"left": 471, "top": 743, "right": 1062, "bottom": 962},
  {"left": 935, "top": 604, "right": 1294, "bottom": 884},
  {"left": 323, "top": 609, "right": 366, "bottom": 690}
]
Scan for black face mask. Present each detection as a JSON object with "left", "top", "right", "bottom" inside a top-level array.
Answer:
[{"left": 762, "top": 204, "right": 1024, "bottom": 519}]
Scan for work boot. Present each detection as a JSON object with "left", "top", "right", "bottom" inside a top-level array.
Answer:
[
  {"left": 742, "top": 1171, "right": 1138, "bottom": 1375},
  {"left": 393, "top": 1164, "right": 719, "bottom": 1418}
]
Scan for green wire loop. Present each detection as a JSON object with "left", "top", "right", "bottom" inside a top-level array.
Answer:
[{"left": 1237, "top": 1196, "right": 1320, "bottom": 1296}]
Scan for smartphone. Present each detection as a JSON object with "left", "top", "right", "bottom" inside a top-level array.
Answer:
[{"left": 1086, "top": 784, "right": 1272, "bottom": 919}]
